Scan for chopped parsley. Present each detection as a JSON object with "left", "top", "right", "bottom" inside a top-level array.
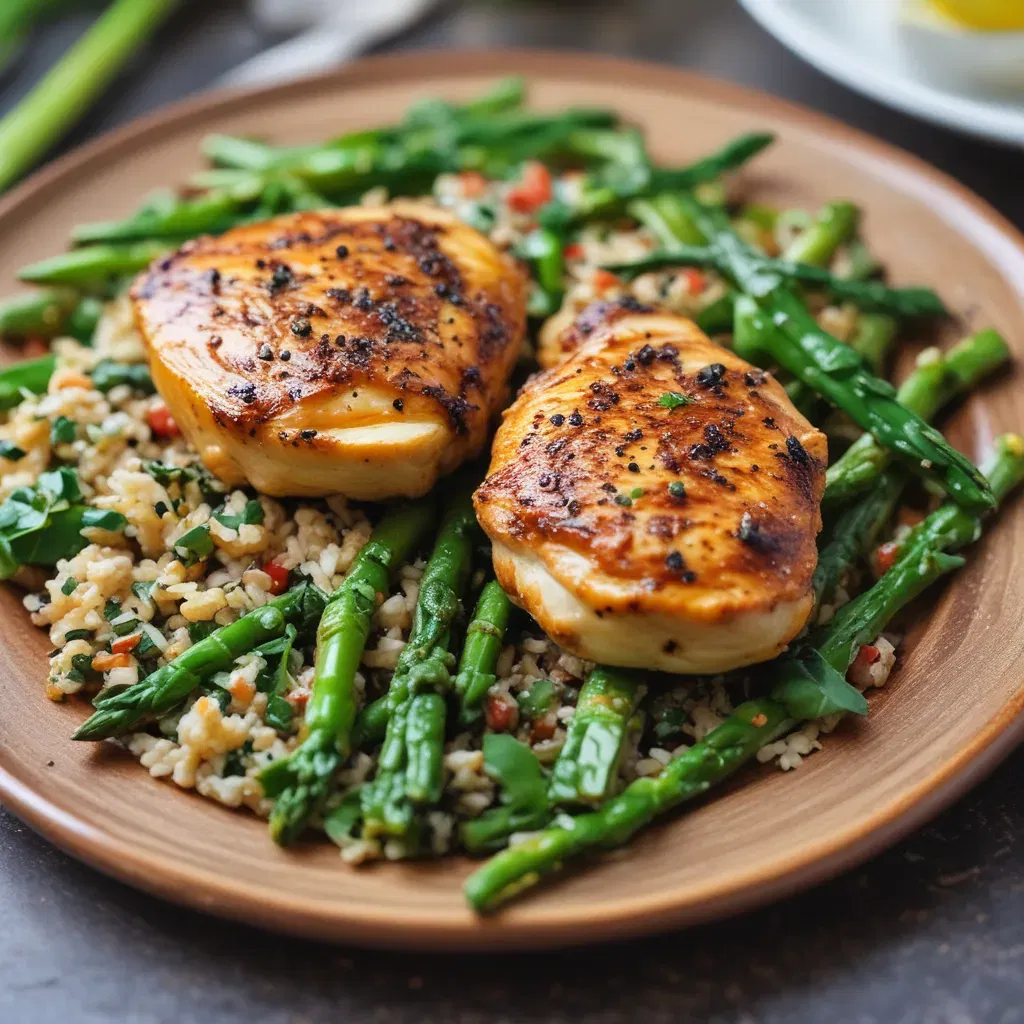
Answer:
[
  {"left": 0, "top": 440, "right": 25, "bottom": 461},
  {"left": 61, "top": 576, "right": 78, "bottom": 596},
  {"left": 50, "top": 416, "right": 76, "bottom": 445},
  {"left": 213, "top": 499, "right": 264, "bottom": 531},
  {"left": 174, "top": 525, "right": 214, "bottom": 565},
  {"left": 658, "top": 392, "right": 694, "bottom": 410}
]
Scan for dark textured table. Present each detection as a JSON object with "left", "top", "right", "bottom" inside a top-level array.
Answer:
[{"left": 2, "top": 3, "right": 1022, "bottom": 1022}]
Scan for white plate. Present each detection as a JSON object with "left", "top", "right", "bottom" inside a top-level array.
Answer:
[{"left": 740, "top": 0, "right": 1024, "bottom": 148}]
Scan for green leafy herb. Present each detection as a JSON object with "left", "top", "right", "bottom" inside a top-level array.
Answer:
[
  {"left": 323, "top": 788, "right": 364, "bottom": 846},
  {"left": 131, "top": 580, "right": 157, "bottom": 604},
  {"left": 90, "top": 359, "right": 154, "bottom": 395},
  {"left": 111, "top": 617, "right": 139, "bottom": 637},
  {"left": 265, "top": 694, "right": 294, "bottom": 732},
  {"left": 0, "top": 440, "right": 26, "bottom": 461},
  {"left": 187, "top": 620, "right": 218, "bottom": 644},
  {"left": 658, "top": 392, "right": 694, "bottom": 410},
  {"left": 174, "top": 525, "right": 213, "bottom": 565},
  {"left": 104, "top": 597, "right": 121, "bottom": 620},
  {"left": 771, "top": 646, "right": 869, "bottom": 719},
  {"left": 517, "top": 679, "right": 555, "bottom": 718},
  {"left": 64, "top": 628, "right": 92, "bottom": 642},
  {"left": 0, "top": 467, "right": 125, "bottom": 579},
  {"left": 50, "top": 416, "right": 76, "bottom": 445},
  {"left": 482, "top": 733, "right": 548, "bottom": 814},
  {"left": 213, "top": 499, "right": 264, "bottom": 531},
  {"left": 630, "top": 487, "right": 644, "bottom": 499},
  {"left": 668, "top": 481, "right": 686, "bottom": 498}
]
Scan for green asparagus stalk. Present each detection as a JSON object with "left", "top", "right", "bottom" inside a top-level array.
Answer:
[
  {"left": 848, "top": 313, "right": 897, "bottom": 377},
  {"left": 0, "top": 289, "right": 77, "bottom": 338},
  {"left": 0, "top": 353, "right": 56, "bottom": 410},
  {"left": 18, "top": 240, "right": 176, "bottom": 291},
  {"left": 548, "top": 667, "right": 642, "bottom": 806},
  {"left": 0, "top": 0, "right": 178, "bottom": 192},
  {"left": 601, "top": 243, "right": 943, "bottom": 318},
  {"left": 780, "top": 201, "right": 859, "bottom": 266},
  {"left": 464, "top": 436, "right": 1024, "bottom": 911},
  {"left": 824, "top": 328, "right": 1010, "bottom": 505},
  {"left": 360, "top": 486, "right": 478, "bottom": 839},
  {"left": 73, "top": 582, "right": 327, "bottom": 741},
  {"left": 455, "top": 578, "right": 512, "bottom": 724},
  {"left": 675, "top": 193, "right": 993, "bottom": 514},
  {"left": 260, "top": 500, "right": 435, "bottom": 845}
]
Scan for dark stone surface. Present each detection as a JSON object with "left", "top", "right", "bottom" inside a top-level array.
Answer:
[{"left": 1, "top": 2, "right": 1022, "bottom": 1021}]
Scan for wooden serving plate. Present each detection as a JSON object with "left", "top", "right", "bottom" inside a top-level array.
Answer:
[{"left": 1, "top": 51, "right": 1022, "bottom": 950}]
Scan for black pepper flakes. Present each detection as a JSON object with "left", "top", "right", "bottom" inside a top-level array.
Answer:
[
  {"left": 257, "top": 344, "right": 273, "bottom": 361},
  {"left": 393, "top": 398, "right": 404, "bottom": 412},
  {"left": 335, "top": 244, "right": 349, "bottom": 258},
  {"left": 568, "top": 411, "right": 583, "bottom": 427},
  {"left": 696, "top": 363, "right": 727, "bottom": 388},
  {"left": 290, "top": 318, "right": 311, "bottom": 337},
  {"left": 636, "top": 344, "right": 656, "bottom": 365},
  {"left": 627, "top": 462, "right": 640, "bottom": 473},
  {"left": 279, "top": 350, "right": 291, "bottom": 362},
  {"left": 550, "top": 413, "right": 565, "bottom": 427},
  {"left": 300, "top": 429, "right": 317, "bottom": 440}
]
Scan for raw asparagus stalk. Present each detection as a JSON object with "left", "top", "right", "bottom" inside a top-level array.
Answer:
[
  {"left": 0, "top": 353, "right": 56, "bottom": 409},
  {"left": 676, "top": 193, "right": 993, "bottom": 514},
  {"left": 464, "top": 438, "right": 1024, "bottom": 911},
  {"left": 548, "top": 667, "right": 642, "bottom": 806},
  {"left": 73, "top": 582, "right": 327, "bottom": 741},
  {"left": 455, "top": 578, "right": 513, "bottom": 724},
  {"left": 360, "top": 486, "right": 478, "bottom": 839},
  {"left": 824, "top": 328, "right": 1010, "bottom": 505},
  {"left": 261, "top": 500, "right": 435, "bottom": 845},
  {"left": 0, "top": 0, "right": 178, "bottom": 192}
]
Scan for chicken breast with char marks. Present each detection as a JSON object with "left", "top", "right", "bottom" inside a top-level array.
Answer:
[
  {"left": 131, "top": 203, "right": 527, "bottom": 499},
  {"left": 474, "top": 302, "right": 828, "bottom": 674}
]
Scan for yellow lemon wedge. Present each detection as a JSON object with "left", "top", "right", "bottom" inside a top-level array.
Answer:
[{"left": 927, "top": 0, "right": 1024, "bottom": 31}]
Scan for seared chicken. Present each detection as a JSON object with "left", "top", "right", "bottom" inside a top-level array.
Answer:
[
  {"left": 474, "top": 301, "right": 828, "bottom": 674},
  {"left": 131, "top": 203, "right": 527, "bottom": 499}
]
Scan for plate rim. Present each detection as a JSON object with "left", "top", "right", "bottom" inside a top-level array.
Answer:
[
  {"left": 1, "top": 48, "right": 1023, "bottom": 950},
  {"left": 739, "top": 0, "right": 1024, "bottom": 148}
]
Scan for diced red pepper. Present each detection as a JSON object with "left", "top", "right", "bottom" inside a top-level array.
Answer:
[
  {"left": 530, "top": 710, "right": 558, "bottom": 742},
  {"left": 873, "top": 540, "right": 901, "bottom": 577},
  {"left": 92, "top": 651, "right": 131, "bottom": 672},
  {"left": 680, "top": 268, "right": 707, "bottom": 295},
  {"left": 147, "top": 402, "right": 179, "bottom": 438},
  {"left": 484, "top": 692, "right": 519, "bottom": 732},
  {"left": 849, "top": 644, "right": 880, "bottom": 679},
  {"left": 111, "top": 633, "right": 141, "bottom": 655},
  {"left": 505, "top": 161, "right": 553, "bottom": 214},
  {"left": 459, "top": 171, "right": 488, "bottom": 198},
  {"left": 264, "top": 559, "right": 290, "bottom": 595},
  {"left": 562, "top": 242, "right": 584, "bottom": 261},
  {"left": 591, "top": 268, "right": 621, "bottom": 293}
]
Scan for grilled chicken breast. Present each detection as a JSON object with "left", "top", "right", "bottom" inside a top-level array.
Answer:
[
  {"left": 131, "top": 203, "right": 527, "bottom": 499},
  {"left": 475, "top": 302, "right": 828, "bottom": 674}
]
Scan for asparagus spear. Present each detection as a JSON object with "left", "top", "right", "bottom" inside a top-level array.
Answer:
[
  {"left": 464, "top": 437, "right": 1024, "bottom": 911},
  {"left": 548, "top": 667, "right": 642, "bottom": 806},
  {"left": 73, "top": 582, "right": 327, "bottom": 741},
  {"left": 360, "top": 486, "right": 478, "bottom": 839},
  {"left": 262, "top": 500, "right": 434, "bottom": 845},
  {"left": 780, "top": 201, "right": 859, "bottom": 266},
  {"left": 813, "top": 329, "right": 1011, "bottom": 608},
  {"left": 454, "top": 578, "right": 512, "bottom": 725},
  {"left": 0, "top": 289, "right": 77, "bottom": 338},
  {"left": 848, "top": 313, "right": 897, "bottom": 377},
  {"left": 601, "top": 243, "right": 943, "bottom": 318},
  {"left": 0, "top": 0, "right": 178, "bottom": 192},
  {"left": 0, "top": 353, "right": 56, "bottom": 410},
  {"left": 18, "top": 240, "right": 176, "bottom": 291},
  {"left": 824, "top": 328, "right": 1010, "bottom": 505},
  {"left": 675, "top": 193, "right": 993, "bottom": 514}
]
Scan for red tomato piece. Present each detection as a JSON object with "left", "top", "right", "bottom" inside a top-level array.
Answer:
[
  {"left": 147, "top": 402, "right": 180, "bottom": 438},
  {"left": 264, "top": 559, "right": 290, "bottom": 595},
  {"left": 506, "top": 161, "right": 553, "bottom": 214}
]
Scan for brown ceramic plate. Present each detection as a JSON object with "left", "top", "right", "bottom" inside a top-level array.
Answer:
[{"left": 1, "top": 51, "right": 1022, "bottom": 951}]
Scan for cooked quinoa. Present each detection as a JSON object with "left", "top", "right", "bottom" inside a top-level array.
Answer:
[{"left": 3, "top": 253, "right": 900, "bottom": 862}]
